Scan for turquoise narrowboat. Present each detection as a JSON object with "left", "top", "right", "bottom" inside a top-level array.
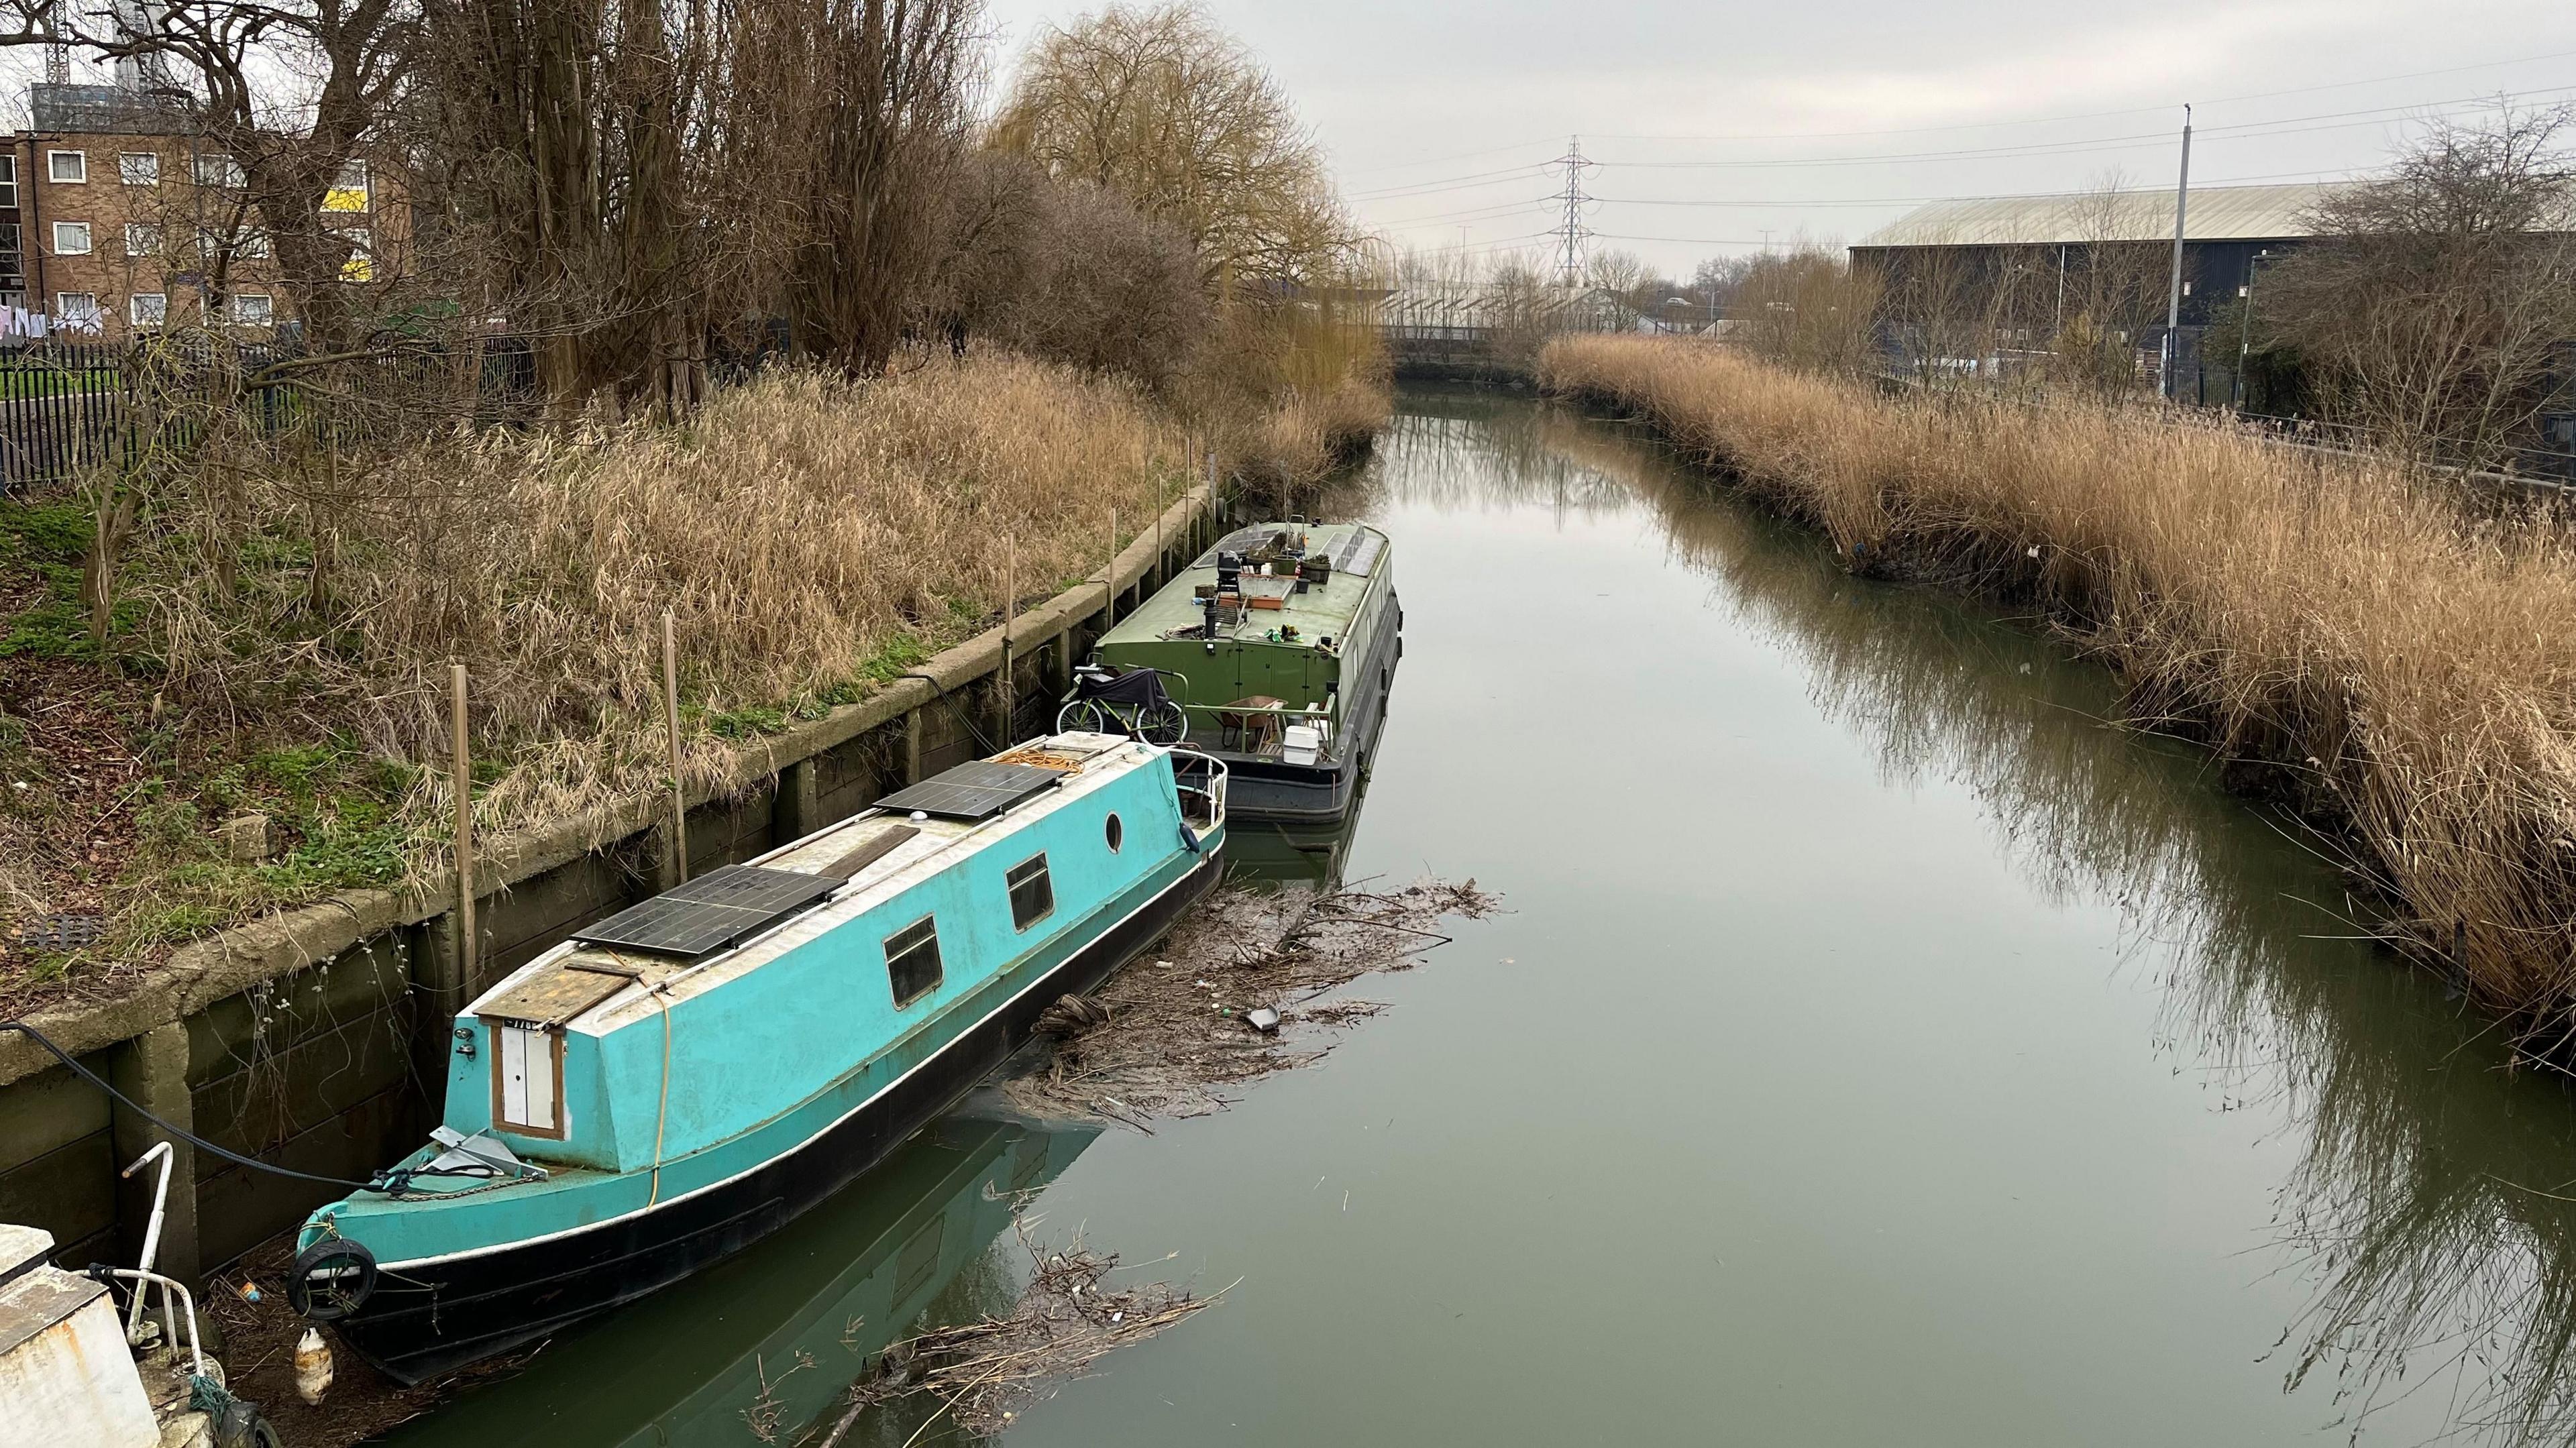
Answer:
[{"left": 282, "top": 734, "right": 1226, "bottom": 1381}]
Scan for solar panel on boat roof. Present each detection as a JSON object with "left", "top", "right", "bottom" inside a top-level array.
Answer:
[
  {"left": 575, "top": 864, "right": 839, "bottom": 958},
  {"left": 1334, "top": 529, "right": 1385, "bottom": 577},
  {"left": 873, "top": 760, "right": 1063, "bottom": 821},
  {"left": 1193, "top": 524, "right": 1287, "bottom": 567}
]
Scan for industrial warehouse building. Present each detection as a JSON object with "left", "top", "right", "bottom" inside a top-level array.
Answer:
[{"left": 1847, "top": 180, "right": 2354, "bottom": 395}]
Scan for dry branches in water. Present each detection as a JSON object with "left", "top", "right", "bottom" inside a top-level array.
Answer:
[
  {"left": 1004, "top": 878, "right": 1500, "bottom": 1123},
  {"left": 814, "top": 1222, "right": 1220, "bottom": 1443}
]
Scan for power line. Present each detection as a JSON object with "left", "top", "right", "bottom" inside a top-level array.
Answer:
[
  {"left": 1375, "top": 195, "right": 1559, "bottom": 225},
  {"left": 1338, "top": 76, "right": 2573, "bottom": 219},
  {"left": 1348, "top": 162, "right": 1556, "bottom": 200},
  {"left": 1580, "top": 164, "right": 2379, "bottom": 211},
  {"left": 1577, "top": 46, "right": 2576, "bottom": 144},
  {"left": 1593, "top": 81, "right": 2576, "bottom": 170},
  {"left": 1338, "top": 135, "right": 1568, "bottom": 178}
]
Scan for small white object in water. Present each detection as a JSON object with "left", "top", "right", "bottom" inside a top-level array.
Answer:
[{"left": 294, "top": 1328, "right": 334, "bottom": 1405}]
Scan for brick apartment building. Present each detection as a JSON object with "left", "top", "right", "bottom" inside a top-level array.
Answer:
[{"left": 0, "top": 82, "right": 405, "bottom": 341}]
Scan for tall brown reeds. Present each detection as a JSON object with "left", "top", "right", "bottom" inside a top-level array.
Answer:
[
  {"left": 144, "top": 349, "right": 1193, "bottom": 850},
  {"left": 1542, "top": 333, "right": 2576, "bottom": 1045}
]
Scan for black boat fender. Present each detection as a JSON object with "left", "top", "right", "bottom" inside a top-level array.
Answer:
[{"left": 287, "top": 1235, "right": 380, "bottom": 1322}]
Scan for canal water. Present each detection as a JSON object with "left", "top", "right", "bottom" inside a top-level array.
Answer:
[{"left": 379, "top": 390, "right": 2576, "bottom": 1446}]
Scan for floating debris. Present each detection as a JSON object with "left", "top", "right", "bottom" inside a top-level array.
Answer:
[
  {"left": 812, "top": 1223, "right": 1222, "bottom": 1443},
  {"left": 1004, "top": 878, "right": 1499, "bottom": 1124}
]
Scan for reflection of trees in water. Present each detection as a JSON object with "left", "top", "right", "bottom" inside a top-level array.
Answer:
[
  {"left": 1451, "top": 399, "right": 2576, "bottom": 1445},
  {"left": 1356, "top": 388, "right": 1629, "bottom": 519}
]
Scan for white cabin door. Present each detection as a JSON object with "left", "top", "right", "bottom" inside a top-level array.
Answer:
[{"left": 494, "top": 1022, "right": 559, "bottom": 1135}]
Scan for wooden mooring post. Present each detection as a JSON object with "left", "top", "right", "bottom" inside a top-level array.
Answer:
[
  {"left": 450, "top": 663, "right": 474, "bottom": 986},
  {"left": 663, "top": 610, "right": 688, "bottom": 883}
]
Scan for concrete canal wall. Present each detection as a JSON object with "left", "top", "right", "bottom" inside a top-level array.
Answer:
[{"left": 0, "top": 487, "right": 1217, "bottom": 1285}]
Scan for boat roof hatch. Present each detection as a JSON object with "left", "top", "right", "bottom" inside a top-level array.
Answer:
[
  {"left": 871, "top": 760, "right": 1064, "bottom": 822},
  {"left": 574, "top": 864, "right": 841, "bottom": 958}
]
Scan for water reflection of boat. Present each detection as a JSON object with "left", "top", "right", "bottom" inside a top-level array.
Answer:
[
  {"left": 1221, "top": 766, "right": 1373, "bottom": 887},
  {"left": 373, "top": 1113, "right": 1098, "bottom": 1448}
]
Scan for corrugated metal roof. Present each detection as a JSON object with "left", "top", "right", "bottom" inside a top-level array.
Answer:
[{"left": 1855, "top": 182, "right": 2357, "bottom": 249}]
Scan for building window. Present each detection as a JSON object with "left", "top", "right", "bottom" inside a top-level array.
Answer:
[
  {"left": 237, "top": 229, "right": 270, "bottom": 260},
  {"left": 885, "top": 916, "right": 943, "bottom": 1007},
  {"left": 489, "top": 1021, "right": 564, "bottom": 1137},
  {"left": 337, "top": 227, "right": 373, "bottom": 282},
  {"left": 325, "top": 158, "right": 370, "bottom": 214},
  {"left": 194, "top": 153, "right": 244, "bottom": 188},
  {"left": 1006, "top": 853, "right": 1053, "bottom": 932},
  {"left": 231, "top": 293, "right": 274, "bottom": 326},
  {"left": 1104, "top": 812, "right": 1123, "bottom": 852},
  {"left": 0, "top": 155, "right": 17, "bottom": 209},
  {"left": 129, "top": 293, "right": 166, "bottom": 328},
  {"left": 117, "top": 152, "right": 158, "bottom": 186},
  {"left": 54, "top": 294, "right": 101, "bottom": 332},
  {"left": 47, "top": 150, "right": 86, "bottom": 184},
  {"left": 123, "top": 223, "right": 160, "bottom": 258},
  {"left": 50, "top": 221, "right": 91, "bottom": 256}
]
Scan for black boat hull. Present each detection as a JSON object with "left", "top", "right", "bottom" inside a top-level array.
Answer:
[{"left": 337, "top": 846, "right": 1224, "bottom": 1384}]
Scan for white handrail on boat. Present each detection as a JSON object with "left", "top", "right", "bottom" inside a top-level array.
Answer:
[{"left": 1166, "top": 747, "right": 1229, "bottom": 831}]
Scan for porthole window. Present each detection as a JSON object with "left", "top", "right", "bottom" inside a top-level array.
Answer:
[{"left": 1104, "top": 813, "right": 1124, "bottom": 852}]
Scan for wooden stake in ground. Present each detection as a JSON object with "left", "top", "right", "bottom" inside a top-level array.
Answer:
[
  {"left": 1104, "top": 507, "right": 1118, "bottom": 630},
  {"left": 662, "top": 610, "right": 688, "bottom": 884},
  {"left": 450, "top": 663, "right": 474, "bottom": 987}
]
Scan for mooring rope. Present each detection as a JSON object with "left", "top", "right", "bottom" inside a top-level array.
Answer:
[
  {"left": 3, "top": 1020, "right": 495, "bottom": 1196},
  {"left": 1, "top": 1021, "right": 378, "bottom": 1189}
]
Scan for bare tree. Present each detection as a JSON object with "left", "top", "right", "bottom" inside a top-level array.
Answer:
[
  {"left": 1735, "top": 245, "right": 1880, "bottom": 376},
  {"left": 2047, "top": 170, "right": 2174, "bottom": 396},
  {"left": 3, "top": 0, "right": 419, "bottom": 347},
  {"left": 2258, "top": 103, "right": 2576, "bottom": 468}
]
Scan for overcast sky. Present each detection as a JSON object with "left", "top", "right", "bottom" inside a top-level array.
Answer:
[{"left": 977, "top": 0, "right": 2576, "bottom": 280}]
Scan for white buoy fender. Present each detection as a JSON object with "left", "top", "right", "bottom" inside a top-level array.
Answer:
[{"left": 294, "top": 1328, "right": 334, "bottom": 1405}]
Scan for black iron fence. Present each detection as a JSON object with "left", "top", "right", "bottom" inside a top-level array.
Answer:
[{"left": 0, "top": 337, "right": 553, "bottom": 492}]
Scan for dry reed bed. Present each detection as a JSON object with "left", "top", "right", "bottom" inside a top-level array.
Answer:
[
  {"left": 0, "top": 352, "right": 1202, "bottom": 998},
  {"left": 1541, "top": 334, "right": 2576, "bottom": 1042},
  {"left": 184, "top": 354, "right": 1197, "bottom": 844}
]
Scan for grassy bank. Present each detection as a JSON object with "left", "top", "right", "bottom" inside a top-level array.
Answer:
[
  {"left": 0, "top": 350, "right": 1214, "bottom": 1012},
  {"left": 1541, "top": 334, "right": 2576, "bottom": 1046}
]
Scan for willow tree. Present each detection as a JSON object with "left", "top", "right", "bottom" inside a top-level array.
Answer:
[{"left": 990, "top": 3, "right": 1353, "bottom": 290}]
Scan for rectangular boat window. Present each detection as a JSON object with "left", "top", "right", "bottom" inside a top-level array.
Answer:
[
  {"left": 1006, "top": 854, "right": 1053, "bottom": 932},
  {"left": 886, "top": 916, "right": 943, "bottom": 1007},
  {"left": 491, "top": 1022, "right": 564, "bottom": 1138}
]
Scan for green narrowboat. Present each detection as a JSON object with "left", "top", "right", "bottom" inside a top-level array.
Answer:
[{"left": 1063, "top": 520, "right": 1400, "bottom": 822}]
